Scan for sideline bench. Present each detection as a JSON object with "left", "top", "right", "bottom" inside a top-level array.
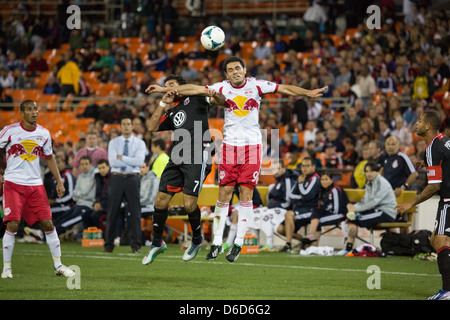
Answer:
[{"left": 145, "top": 185, "right": 416, "bottom": 245}]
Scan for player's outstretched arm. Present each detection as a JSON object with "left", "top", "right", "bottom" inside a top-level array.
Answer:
[
  {"left": 146, "top": 84, "right": 206, "bottom": 96},
  {"left": 277, "top": 84, "right": 328, "bottom": 98}
]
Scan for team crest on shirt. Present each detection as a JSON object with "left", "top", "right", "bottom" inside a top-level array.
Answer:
[
  {"left": 445, "top": 140, "right": 450, "bottom": 150},
  {"left": 7, "top": 140, "right": 44, "bottom": 161},
  {"left": 225, "top": 95, "right": 259, "bottom": 117},
  {"left": 183, "top": 97, "right": 190, "bottom": 105},
  {"left": 392, "top": 159, "right": 398, "bottom": 168},
  {"left": 219, "top": 170, "right": 226, "bottom": 180}
]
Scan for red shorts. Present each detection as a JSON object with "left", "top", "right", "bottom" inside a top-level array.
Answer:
[
  {"left": 218, "top": 143, "right": 262, "bottom": 188},
  {"left": 2, "top": 181, "right": 52, "bottom": 226}
]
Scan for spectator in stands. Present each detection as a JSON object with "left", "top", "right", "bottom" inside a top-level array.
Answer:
[
  {"left": 368, "top": 139, "right": 384, "bottom": 166},
  {"left": 96, "top": 28, "right": 111, "bottom": 50},
  {"left": 56, "top": 51, "right": 80, "bottom": 98},
  {"left": 77, "top": 96, "right": 100, "bottom": 120},
  {"left": 54, "top": 155, "right": 96, "bottom": 238},
  {"left": 334, "top": 64, "right": 353, "bottom": 88},
  {"left": 288, "top": 30, "right": 305, "bottom": 52},
  {"left": 324, "top": 142, "right": 344, "bottom": 170},
  {"left": 92, "top": 49, "right": 115, "bottom": 72},
  {"left": 180, "top": 61, "right": 198, "bottom": 81},
  {"left": 377, "top": 118, "right": 391, "bottom": 143},
  {"left": 0, "top": 67, "right": 14, "bottom": 89},
  {"left": 69, "top": 29, "right": 84, "bottom": 50},
  {"left": 26, "top": 49, "right": 49, "bottom": 76},
  {"left": 277, "top": 157, "right": 320, "bottom": 252},
  {"left": 338, "top": 160, "right": 397, "bottom": 255},
  {"left": 377, "top": 67, "right": 397, "bottom": 94},
  {"left": 240, "top": 20, "right": 256, "bottom": 42},
  {"left": 351, "top": 142, "right": 370, "bottom": 188},
  {"left": 303, "top": 171, "right": 348, "bottom": 246},
  {"left": 254, "top": 38, "right": 272, "bottom": 60},
  {"left": 358, "top": 65, "right": 376, "bottom": 106},
  {"left": 274, "top": 33, "right": 288, "bottom": 54},
  {"left": 381, "top": 136, "right": 418, "bottom": 197},
  {"left": 48, "top": 155, "right": 76, "bottom": 222},
  {"left": 110, "top": 64, "right": 127, "bottom": 88},
  {"left": 98, "top": 95, "right": 117, "bottom": 124},
  {"left": 342, "top": 137, "right": 358, "bottom": 167},
  {"left": 130, "top": 52, "right": 144, "bottom": 72},
  {"left": 98, "top": 66, "right": 111, "bottom": 83},
  {"left": 71, "top": 131, "right": 108, "bottom": 177},
  {"left": 391, "top": 116, "right": 413, "bottom": 148},
  {"left": 4, "top": 52, "right": 24, "bottom": 72},
  {"left": 341, "top": 105, "right": 361, "bottom": 137},
  {"left": 324, "top": 127, "right": 345, "bottom": 153},
  {"left": 340, "top": 82, "right": 357, "bottom": 107},
  {"left": 412, "top": 65, "right": 435, "bottom": 101},
  {"left": 82, "top": 159, "right": 111, "bottom": 231},
  {"left": 303, "top": 0, "right": 328, "bottom": 39},
  {"left": 43, "top": 73, "right": 61, "bottom": 94},
  {"left": 149, "top": 136, "right": 170, "bottom": 179},
  {"left": 0, "top": 86, "right": 14, "bottom": 111}
]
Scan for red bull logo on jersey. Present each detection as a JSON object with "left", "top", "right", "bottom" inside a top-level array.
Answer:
[
  {"left": 7, "top": 140, "right": 44, "bottom": 161},
  {"left": 225, "top": 96, "right": 259, "bottom": 117}
]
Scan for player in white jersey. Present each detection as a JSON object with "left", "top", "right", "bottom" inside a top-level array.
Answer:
[
  {"left": 146, "top": 56, "right": 327, "bottom": 262},
  {"left": 0, "top": 100, "right": 75, "bottom": 278}
]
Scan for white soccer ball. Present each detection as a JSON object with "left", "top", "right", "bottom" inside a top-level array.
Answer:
[{"left": 200, "top": 26, "right": 225, "bottom": 51}]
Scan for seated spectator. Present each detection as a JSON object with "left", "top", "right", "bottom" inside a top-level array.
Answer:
[
  {"left": 138, "top": 161, "right": 159, "bottom": 219},
  {"left": 342, "top": 137, "right": 358, "bottom": 167},
  {"left": 285, "top": 148, "right": 302, "bottom": 170},
  {"left": 341, "top": 106, "right": 361, "bottom": 137},
  {"left": 48, "top": 155, "right": 76, "bottom": 220},
  {"left": 0, "top": 67, "right": 14, "bottom": 89},
  {"left": 324, "top": 143, "right": 344, "bottom": 170},
  {"left": 77, "top": 96, "right": 100, "bottom": 119},
  {"left": 338, "top": 161, "right": 397, "bottom": 255},
  {"left": 391, "top": 116, "right": 413, "bottom": 148},
  {"left": 254, "top": 38, "right": 272, "bottom": 60},
  {"left": 277, "top": 157, "right": 320, "bottom": 252},
  {"left": 130, "top": 52, "right": 144, "bottom": 71},
  {"left": 98, "top": 66, "right": 111, "bottom": 83},
  {"left": 324, "top": 128, "right": 345, "bottom": 153},
  {"left": 26, "top": 49, "right": 49, "bottom": 76},
  {"left": 43, "top": 74, "right": 61, "bottom": 94},
  {"left": 0, "top": 86, "right": 13, "bottom": 111},
  {"left": 376, "top": 68, "right": 397, "bottom": 94},
  {"left": 110, "top": 64, "right": 127, "bottom": 84},
  {"left": 274, "top": 33, "right": 288, "bottom": 53},
  {"left": 351, "top": 142, "right": 370, "bottom": 188},
  {"left": 303, "top": 171, "right": 348, "bottom": 246},
  {"left": 82, "top": 159, "right": 111, "bottom": 232},
  {"left": 180, "top": 61, "right": 198, "bottom": 81},
  {"left": 54, "top": 156, "right": 96, "bottom": 237}
]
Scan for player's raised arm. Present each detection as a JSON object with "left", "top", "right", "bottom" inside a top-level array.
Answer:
[
  {"left": 146, "top": 83, "right": 204, "bottom": 96},
  {"left": 147, "top": 91, "right": 177, "bottom": 132},
  {"left": 277, "top": 84, "right": 328, "bottom": 98}
]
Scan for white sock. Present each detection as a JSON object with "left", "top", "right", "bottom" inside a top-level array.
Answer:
[
  {"left": 2, "top": 230, "right": 16, "bottom": 271},
  {"left": 235, "top": 201, "right": 252, "bottom": 246},
  {"left": 213, "top": 201, "right": 229, "bottom": 246},
  {"left": 45, "top": 228, "right": 62, "bottom": 269},
  {"left": 226, "top": 223, "right": 238, "bottom": 246}
]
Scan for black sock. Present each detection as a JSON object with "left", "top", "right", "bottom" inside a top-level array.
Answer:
[
  {"left": 346, "top": 243, "right": 354, "bottom": 251},
  {"left": 152, "top": 208, "right": 168, "bottom": 246},
  {"left": 437, "top": 247, "right": 450, "bottom": 291},
  {"left": 187, "top": 206, "right": 202, "bottom": 244}
]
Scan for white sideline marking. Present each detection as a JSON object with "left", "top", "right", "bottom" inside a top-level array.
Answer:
[{"left": 18, "top": 249, "right": 439, "bottom": 278}]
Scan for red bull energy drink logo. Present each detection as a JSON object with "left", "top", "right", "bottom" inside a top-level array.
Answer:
[
  {"left": 7, "top": 140, "right": 44, "bottom": 161},
  {"left": 225, "top": 96, "right": 259, "bottom": 117}
]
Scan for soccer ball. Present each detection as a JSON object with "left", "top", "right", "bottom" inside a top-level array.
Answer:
[{"left": 200, "top": 26, "right": 225, "bottom": 51}]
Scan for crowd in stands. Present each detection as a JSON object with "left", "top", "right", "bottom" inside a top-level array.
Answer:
[{"left": 0, "top": 1, "right": 449, "bottom": 244}]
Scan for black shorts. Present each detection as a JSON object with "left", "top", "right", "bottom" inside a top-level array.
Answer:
[
  {"left": 159, "top": 157, "right": 212, "bottom": 197},
  {"left": 311, "top": 208, "right": 345, "bottom": 227},
  {"left": 434, "top": 200, "right": 450, "bottom": 237},
  {"left": 348, "top": 209, "right": 395, "bottom": 228}
]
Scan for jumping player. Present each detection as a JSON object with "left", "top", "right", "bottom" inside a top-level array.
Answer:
[
  {"left": 1, "top": 100, "right": 75, "bottom": 279},
  {"left": 142, "top": 75, "right": 225, "bottom": 264},
  {"left": 146, "top": 56, "right": 327, "bottom": 262},
  {"left": 396, "top": 110, "right": 450, "bottom": 300}
]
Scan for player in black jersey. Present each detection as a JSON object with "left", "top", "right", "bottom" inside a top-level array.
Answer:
[
  {"left": 142, "top": 75, "right": 225, "bottom": 265},
  {"left": 396, "top": 110, "right": 450, "bottom": 300}
]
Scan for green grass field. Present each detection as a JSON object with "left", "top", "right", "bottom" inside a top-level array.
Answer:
[{"left": 0, "top": 241, "right": 442, "bottom": 302}]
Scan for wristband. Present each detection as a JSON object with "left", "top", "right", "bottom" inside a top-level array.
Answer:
[{"left": 159, "top": 101, "right": 167, "bottom": 108}]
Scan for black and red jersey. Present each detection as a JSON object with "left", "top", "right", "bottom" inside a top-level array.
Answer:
[{"left": 425, "top": 133, "right": 450, "bottom": 199}]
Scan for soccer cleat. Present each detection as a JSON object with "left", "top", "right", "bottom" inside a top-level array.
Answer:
[
  {"left": 182, "top": 236, "right": 203, "bottom": 262},
  {"left": 279, "top": 244, "right": 292, "bottom": 253},
  {"left": 336, "top": 249, "right": 350, "bottom": 256},
  {"left": 142, "top": 241, "right": 167, "bottom": 265},
  {"left": 206, "top": 244, "right": 223, "bottom": 260},
  {"left": 226, "top": 244, "right": 242, "bottom": 262},
  {"left": 1, "top": 268, "right": 13, "bottom": 279},
  {"left": 55, "top": 265, "right": 75, "bottom": 277},
  {"left": 427, "top": 289, "right": 450, "bottom": 300},
  {"left": 24, "top": 226, "right": 44, "bottom": 241}
]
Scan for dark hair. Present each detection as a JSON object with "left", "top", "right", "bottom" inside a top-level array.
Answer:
[
  {"left": 320, "top": 171, "right": 334, "bottom": 179},
  {"left": 151, "top": 136, "right": 166, "bottom": 151},
  {"left": 20, "top": 99, "right": 36, "bottom": 112},
  {"left": 163, "top": 74, "right": 187, "bottom": 86},
  {"left": 422, "top": 110, "right": 442, "bottom": 131},
  {"left": 80, "top": 155, "right": 92, "bottom": 163},
  {"left": 302, "top": 156, "right": 315, "bottom": 166},
  {"left": 97, "top": 159, "right": 110, "bottom": 166},
  {"left": 222, "top": 56, "right": 246, "bottom": 74},
  {"left": 365, "top": 160, "right": 381, "bottom": 172}
]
